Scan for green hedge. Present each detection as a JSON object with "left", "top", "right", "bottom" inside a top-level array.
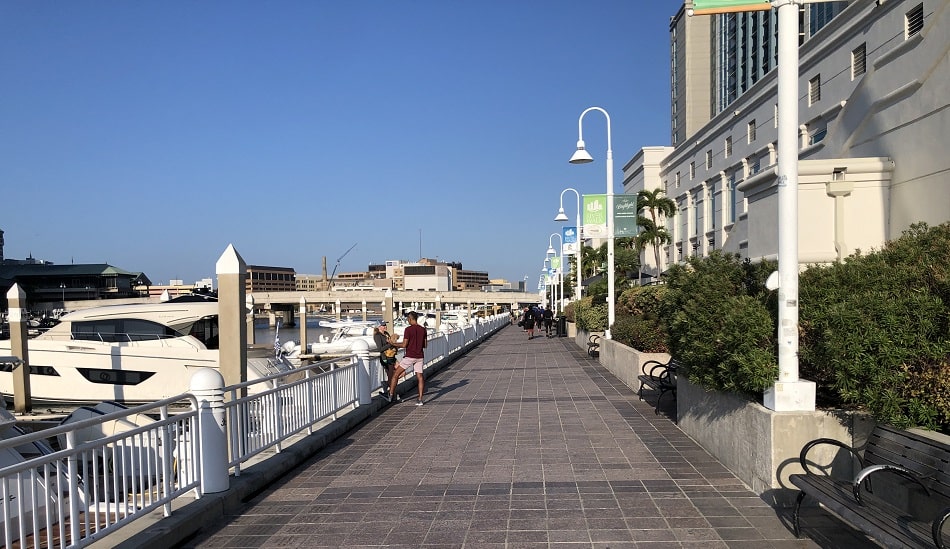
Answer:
[{"left": 608, "top": 224, "right": 949, "bottom": 433}]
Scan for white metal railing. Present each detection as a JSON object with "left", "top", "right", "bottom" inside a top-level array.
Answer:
[
  {"left": 0, "top": 395, "right": 200, "bottom": 548},
  {"left": 0, "top": 313, "right": 510, "bottom": 547}
]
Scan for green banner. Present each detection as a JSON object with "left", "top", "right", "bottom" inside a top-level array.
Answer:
[
  {"left": 614, "top": 195, "right": 640, "bottom": 237},
  {"left": 582, "top": 194, "right": 607, "bottom": 238},
  {"left": 688, "top": 0, "right": 771, "bottom": 16}
]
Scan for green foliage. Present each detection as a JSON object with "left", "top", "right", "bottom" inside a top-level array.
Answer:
[
  {"left": 573, "top": 295, "right": 608, "bottom": 332},
  {"left": 611, "top": 313, "right": 669, "bottom": 353},
  {"left": 798, "top": 223, "right": 950, "bottom": 431},
  {"left": 613, "top": 286, "right": 670, "bottom": 352},
  {"left": 660, "top": 251, "right": 778, "bottom": 396}
]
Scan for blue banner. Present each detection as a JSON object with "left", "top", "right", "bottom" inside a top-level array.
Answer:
[{"left": 562, "top": 226, "right": 578, "bottom": 253}]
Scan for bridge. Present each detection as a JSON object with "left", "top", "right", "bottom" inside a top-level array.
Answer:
[{"left": 248, "top": 289, "right": 540, "bottom": 325}]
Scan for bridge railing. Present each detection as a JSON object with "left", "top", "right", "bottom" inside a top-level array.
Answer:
[{"left": 0, "top": 313, "right": 510, "bottom": 548}]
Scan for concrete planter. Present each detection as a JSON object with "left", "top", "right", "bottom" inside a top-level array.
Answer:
[
  {"left": 676, "top": 377, "right": 873, "bottom": 506},
  {"left": 577, "top": 333, "right": 874, "bottom": 507}
]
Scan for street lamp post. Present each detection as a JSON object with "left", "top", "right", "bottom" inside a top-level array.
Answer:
[
  {"left": 541, "top": 258, "right": 551, "bottom": 308},
  {"left": 570, "top": 106, "right": 614, "bottom": 339},
  {"left": 555, "top": 187, "right": 583, "bottom": 303},
  {"left": 60, "top": 283, "right": 65, "bottom": 303},
  {"left": 547, "top": 233, "right": 563, "bottom": 315}
]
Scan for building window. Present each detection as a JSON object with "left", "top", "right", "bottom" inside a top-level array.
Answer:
[
  {"left": 809, "top": 74, "right": 821, "bottom": 106},
  {"left": 747, "top": 119, "right": 756, "bottom": 143},
  {"left": 906, "top": 3, "right": 924, "bottom": 38},
  {"left": 689, "top": 161, "right": 695, "bottom": 180},
  {"left": 675, "top": 171, "right": 681, "bottom": 188},
  {"left": 809, "top": 125, "right": 827, "bottom": 145},
  {"left": 748, "top": 155, "right": 761, "bottom": 175},
  {"left": 725, "top": 136, "right": 732, "bottom": 158},
  {"left": 705, "top": 150, "right": 713, "bottom": 169},
  {"left": 851, "top": 43, "right": 867, "bottom": 79},
  {"left": 708, "top": 183, "right": 717, "bottom": 230}
]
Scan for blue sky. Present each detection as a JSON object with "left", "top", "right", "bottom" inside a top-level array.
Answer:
[{"left": 1, "top": 1, "right": 680, "bottom": 288}]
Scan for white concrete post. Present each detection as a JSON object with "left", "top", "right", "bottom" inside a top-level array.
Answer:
[
  {"left": 190, "top": 368, "right": 229, "bottom": 494},
  {"left": 350, "top": 339, "right": 372, "bottom": 406},
  {"left": 334, "top": 299, "right": 341, "bottom": 321},
  {"left": 246, "top": 295, "right": 256, "bottom": 346},
  {"left": 7, "top": 284, "right": 31, "bottom": 413},
  {"left": 216, "top": 244, "right": 248, "bottom": 391},
  {"left": 298, "top": 297, "right": 308, "bottom": 354},
  {"left": 361, "top": 299, "right": 367, "bottom": 321}
]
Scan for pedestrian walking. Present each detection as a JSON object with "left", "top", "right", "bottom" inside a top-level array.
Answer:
[
  {"left": 387, "top": 311, "right": 428, "bottom": 405},
  {"left": 522, "top": 306, "right": 536, "bottom": 340},
  {"left": 543, "top": 307, "right": 554, "bottom": 336}
]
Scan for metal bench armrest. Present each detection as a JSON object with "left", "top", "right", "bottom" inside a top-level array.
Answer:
[
  {"left": 933, "top": 506, "right": 950, "bottom": 549},
  {"left": 852, "top": 463, "right": 930, "bottom": 505},
  {"left": 798, "top": 438, "right": 865, "bottom": 477}
]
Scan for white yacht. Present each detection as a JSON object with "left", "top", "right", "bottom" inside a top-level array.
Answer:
[
  {"left": 307, "top": 319, "right": 379, "bottom": 356},
  {"left": 0, "top": 299, "right": 293, "bottom": 406}
]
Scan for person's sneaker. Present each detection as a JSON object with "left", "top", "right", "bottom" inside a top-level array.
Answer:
[
  {"left": 393, "top": 393, "right": 402, "bottom": 403},
  {"left": 415, "top": 400, "right": 424, "bottom": 406},
  {"left": 381, "top": 392, "right": 391, "bottom": 403}
]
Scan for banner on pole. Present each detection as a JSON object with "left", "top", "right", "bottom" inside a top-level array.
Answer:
[
  {"left": 687, "top": 0, "right": 771, "bottom": 16},
  {"left": 614, "top": 195, "right": 640, "bottom": 237},
  {"left": 550, "top": 256, "right": 561, "bottom": 272},
  {"left": 562, "top": 226, "right": 578, "bottom": 254},
  {"left": 582, "top": 194, "right": 607, "bottom": 238}
]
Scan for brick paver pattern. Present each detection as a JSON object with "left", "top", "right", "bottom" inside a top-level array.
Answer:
[{"left": 184, "top": 325, "right": 876, "bottom": 548}]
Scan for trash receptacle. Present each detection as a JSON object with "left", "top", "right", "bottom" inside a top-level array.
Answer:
[{"left": 556, "top": 316, "right": 567, "bottom": 337}]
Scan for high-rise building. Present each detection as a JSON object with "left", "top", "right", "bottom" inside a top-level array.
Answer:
[{"left": 671, "top": 2, "right": 849, "bottom": 145}]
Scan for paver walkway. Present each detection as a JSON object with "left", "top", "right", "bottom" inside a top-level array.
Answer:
[{"left": 181, "top": 324, "right": 875, "bottom": 548}]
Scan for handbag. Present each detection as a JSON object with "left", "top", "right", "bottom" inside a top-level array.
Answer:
[{"left": 383, "top": 347, "right": 397, "bottom": 358}]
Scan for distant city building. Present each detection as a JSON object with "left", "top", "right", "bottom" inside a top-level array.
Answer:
[
  {"left": 627, "top": 0, "right": 948, "bottom": 278},
  {"left": 246, "top": 265, "right": 296, "bottom": 292}
]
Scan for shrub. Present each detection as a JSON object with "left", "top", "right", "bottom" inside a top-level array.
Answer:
[
  {"left": 573, "top": 295, "right": 608, "bottom": 332},
  {"left": 611, "top": 313, "right": 669, "bottom": 353},
  {"left": 614, "top": 286, "right": 670, "bottom": 352},
  {"left": 661, "top": 252, "right": 777, "bottom": 397},
  {"left": 798, "top": 223, "right": 950, "bottom": 431}
]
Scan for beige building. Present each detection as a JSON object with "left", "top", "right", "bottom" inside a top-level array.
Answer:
[{"left": 626, "top": 0, "right": 948, "bottom": 276}]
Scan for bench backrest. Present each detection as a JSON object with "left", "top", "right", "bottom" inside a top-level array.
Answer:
[{"left": 864, "top": 425, "right": 950, "bottom": 502}]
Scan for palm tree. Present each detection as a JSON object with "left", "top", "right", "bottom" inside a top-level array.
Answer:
[{"left": 636, "top": 189, "right": 677, "bottom": 279}]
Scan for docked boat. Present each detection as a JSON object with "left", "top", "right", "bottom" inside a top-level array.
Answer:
[
  {"left": 0, "top": 299, "right": 295, "bottom": 406},
  {"left": 307, "top": 319, "right": 379, "bottom": 355}
]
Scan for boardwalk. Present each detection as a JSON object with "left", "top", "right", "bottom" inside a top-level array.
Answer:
[{"left": 181, "top": 325, "right": 874, "bottom": 548}]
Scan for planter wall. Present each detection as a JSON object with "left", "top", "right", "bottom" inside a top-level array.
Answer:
[
  {"left": 580, "top": 334, "right": 876, "bottom": 508},
  {"left": 677, "top": 377, "right": 873, "bottom": 506}
]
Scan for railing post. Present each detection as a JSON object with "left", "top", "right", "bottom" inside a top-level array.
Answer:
[
  {"left": 351, "top": 339, "right": 372, "bottom": 406},
  {"left": 190, "top": 368, "right": 229, "bottom": 494}
]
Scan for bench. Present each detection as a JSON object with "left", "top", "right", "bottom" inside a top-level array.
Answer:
[
  {"left": 587, "top": 334, "right": 601, "bottom": 358},
  {"left": 790, "top": 424, "right": 950, "bottom": 548},
  {"left": 637, "top": 358, "right": 678, "bottom": 414}
]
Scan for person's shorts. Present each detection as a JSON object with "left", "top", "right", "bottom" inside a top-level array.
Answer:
[{"left": 400, "top": 356, "right": 424, "bottom": 374}]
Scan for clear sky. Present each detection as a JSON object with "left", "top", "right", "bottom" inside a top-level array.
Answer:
[{"left": 1, "top": 1, "right": 680, "bottom": 288}]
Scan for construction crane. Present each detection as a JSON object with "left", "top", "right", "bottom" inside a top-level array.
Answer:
[{"left": 328, "top": 243, "right": 357, "bottom": 288}]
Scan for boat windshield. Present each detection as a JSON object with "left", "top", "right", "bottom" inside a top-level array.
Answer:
[{"left": 72, "top": 319, "right": 185, "bottom": 343}]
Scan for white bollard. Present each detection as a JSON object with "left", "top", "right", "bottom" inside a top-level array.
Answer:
[
  {"left": 351, "top": 339, "right": 373, "bottom": 405},
  {"left": 190, "top": 368, "right": 229, "bottom": 494}
]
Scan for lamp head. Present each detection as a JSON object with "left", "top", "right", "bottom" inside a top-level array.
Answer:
[
  {"left": 570, "top": 140, "right": 594, "bottom": 164},
  {"left": 546, "top": 245, "right": 556, "bottom": 255},
  {"left": 554, "top": 207, "right": 568, "bottom": 222}
]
